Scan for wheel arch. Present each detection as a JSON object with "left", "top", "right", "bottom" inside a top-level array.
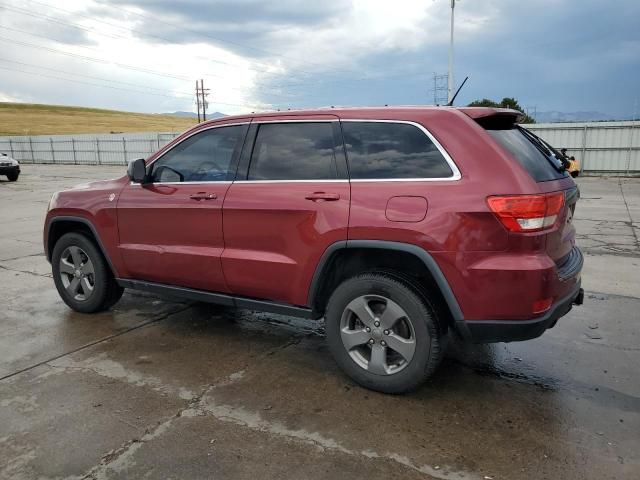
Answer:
[
  {"left": 308, "top": 240, "right": 464, "bottom": 323},
  {"left": 46, "top": 216, "right": 117, "bottom": 275}
]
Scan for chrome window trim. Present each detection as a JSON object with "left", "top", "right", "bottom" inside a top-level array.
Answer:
[
  {"left": 234, "top": 179, "right": 349, "bottom": 184},
  {"left": 131, "top": 121, "right": 251, "bottom": 185},
  {"left": 244, "top": 119, "right": 341, "bottom": 182},
  {"left": 253, "top": 119, "right": 338, "bottom": 124},
  {"left": 130, "top": 180, "right": 233, "bottom": 186},
  {"left": 339, "top": 119, "right": 462, "bottom": 182},
  {"left": 134, "top": 118, "right": 461, "bottom": 185}
]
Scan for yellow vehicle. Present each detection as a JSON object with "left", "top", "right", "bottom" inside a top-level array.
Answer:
[
  {"left": 567, "top": 156, "right": 581, "bottom": 177},
  {"left": 559, "top": 149, "right": 580, "bottom": 177}
]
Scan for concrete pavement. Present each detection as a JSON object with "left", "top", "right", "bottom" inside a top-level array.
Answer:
[{"left": 1, "top": 166, "right": 638, "bottom": 479}]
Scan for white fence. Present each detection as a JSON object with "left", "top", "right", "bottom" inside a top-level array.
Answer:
[
  {"left": 1, "top": 121, "right": 639, "bottom": 174},
  {"left": 526, "top": 121, "right": 640, "bottom": 174},
  {"left": 0, "top": 132, "right": 180, "bottom": 166}
]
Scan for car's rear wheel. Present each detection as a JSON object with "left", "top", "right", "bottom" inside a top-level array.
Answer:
[
  {"left": 7, "top": 172, "right": 18, "bottom": 181},
  {"left": 571, "top": 170, "right": 580, "bottom": 178},
  {"left": 52, "top": 232, "right": 123, "bottom": 313},
  {"left": 325, "top": 273, "right": 445, "bottom": 393}
]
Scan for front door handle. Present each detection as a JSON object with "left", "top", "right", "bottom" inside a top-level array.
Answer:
[
  {"left": 305, "top": 192, "right": 340, "bottom": 202},
  {"left": 190, "top": 192, "right": 217, "bottom": 201}
]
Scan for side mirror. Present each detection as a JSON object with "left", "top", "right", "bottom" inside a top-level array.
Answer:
[{"left": 127, "top": 158, "right": 148, "bottom": 184}]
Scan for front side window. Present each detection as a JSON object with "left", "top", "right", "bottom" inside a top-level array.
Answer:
[
  {"left": 341, "top": 122, "right": 454, "bottom": 179},
  {"left": 150, "top": 125, "right": 245, "bottom": 182},
  {"left": 248, "top": 123, "right": 337, "bottom": 180}
]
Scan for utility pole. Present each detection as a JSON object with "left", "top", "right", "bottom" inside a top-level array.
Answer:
[
  {"left": 448, "top": 0, "right": 456, "bottom": 103},
  {"left": 195, "top": 80, "right": 201, "bottom": 123},
  {"left": 200, "top": 79, "right": 210, "bottom": 121}
]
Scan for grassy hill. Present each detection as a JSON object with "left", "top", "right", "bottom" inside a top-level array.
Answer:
[{"left": 0, "top": 102, "right": 197, "bottom": 136}]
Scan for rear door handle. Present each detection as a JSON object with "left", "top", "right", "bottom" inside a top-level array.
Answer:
[
  {"left": 305, "top": 192, "right": 340, "bottom": 202},
  {"left": 190, "top": 192, "right": 217, "bottom": 201}
]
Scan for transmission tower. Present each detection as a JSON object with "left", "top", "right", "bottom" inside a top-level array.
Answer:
[{"left": 431, "top": 73, "right": 449, "bottom": 105}]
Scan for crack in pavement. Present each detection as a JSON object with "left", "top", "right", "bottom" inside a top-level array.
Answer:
[
  {"left": 0, "top": 305, "right": 191, "bottom": 382},
  {"left": 0, "top": 252, "right": 45, "bottom": 262},
  {"left": 79, "top": 337, "right": 306, "bottom": 480},
  {"left": 619, "top": 178, "right": 640, "bottom": 251},
  {"left": 79, "top": 333, "right": 477, "bottom": 480},
  {"left": 0, "top": 264, "right": 52, "bottom": 278}
]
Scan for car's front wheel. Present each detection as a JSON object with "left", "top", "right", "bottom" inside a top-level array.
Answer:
[
  {"left": 6, "top": 172, "right": 19, "bottom": 181},
  {"left": 51, "top": 232, "right": 123, "bottom": 313},
  {"left": 325, "top": 273, "right": 445, "bottom": 393}
]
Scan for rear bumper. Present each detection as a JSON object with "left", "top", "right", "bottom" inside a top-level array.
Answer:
[{"left": 455, "top": 281, "right": 584, "bottom": 343}]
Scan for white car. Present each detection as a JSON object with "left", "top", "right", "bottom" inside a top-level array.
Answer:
[{"left": 0, "top": 153, "right": 20, "bottom": 181}]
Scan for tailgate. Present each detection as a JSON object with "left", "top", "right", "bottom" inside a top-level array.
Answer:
[{"left": 538, "top": 178, "right": 580, "bottom": 265}]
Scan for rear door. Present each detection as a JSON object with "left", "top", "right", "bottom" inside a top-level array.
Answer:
[
  {"left": 117, "top": 122, "right": 249, "bottom": 292},
  {"left": 221, "top": 116, "right": 350, "bottom": 306}
]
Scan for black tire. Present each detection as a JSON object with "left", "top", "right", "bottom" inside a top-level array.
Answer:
[
  {"left": 571, "top": 170, "right": 580, "bottom": 178},
  {"left": 325, "top": 273, "right": 445, "bottom": 394},
  {"left": 7, "top": 172, "right": 19, "bottom": 181},
  {"left": 51, "top": 232, "right": 123, "bottom": 313}
]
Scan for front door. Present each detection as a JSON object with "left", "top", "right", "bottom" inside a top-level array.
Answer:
[
  {"left": 117, "top": 123, "right": 249, "bottom": 292},
  {"left": 222, "top": 117, "right": 350, "bottom": 307}
]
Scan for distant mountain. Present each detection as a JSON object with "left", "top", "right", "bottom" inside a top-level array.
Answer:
[
  {"left": 534, "top": 111, "right": 617, "bottom": 123},
  {"left": 165, "top": 111, "right": 226, "bottom": 119}
]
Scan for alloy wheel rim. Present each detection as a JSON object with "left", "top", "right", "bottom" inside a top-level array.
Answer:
[
  {"left": 59, "top": 246, "right": 95, "bottom": 302},
  {"left": 339, "top": 294, "right": 416, "bottom": 375}
]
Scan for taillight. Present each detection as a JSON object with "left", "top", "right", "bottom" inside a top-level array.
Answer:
[{"left": 487, "top": 192, "right": 565, "bottom": 232}]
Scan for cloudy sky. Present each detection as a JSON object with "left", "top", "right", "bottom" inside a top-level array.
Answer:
[{"left": 0, "top": 0, "right": 638, "bottom": 118}]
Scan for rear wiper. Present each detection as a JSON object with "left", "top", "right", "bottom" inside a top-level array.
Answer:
[{"left": 517, "top": 126, "right": 566, "bottom": 172}]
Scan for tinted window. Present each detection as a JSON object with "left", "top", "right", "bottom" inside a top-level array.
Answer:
[
  {"left": 486, "top": 128, "right": 567, "bottom": 182},
  {"left": 341, "top": 122, "right": 453, "bottom": 179},
  {"left": 248, "top": 123, "right": 337, "bottom": 180},
  {"left": 150, "top": 125, "right": 245, "bottom": 182}
]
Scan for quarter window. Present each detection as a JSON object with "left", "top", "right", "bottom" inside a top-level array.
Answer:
[
  {"left": 341, "top": 122, "right": 453, "bottom": 179},
  {"left": 150, "top": 125, "right": 245, "bottom": 182},
  {"left": 248, "top": 123, "right": 338, "bottom": 180}
]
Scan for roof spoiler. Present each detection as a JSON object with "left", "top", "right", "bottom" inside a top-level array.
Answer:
[{"left": 458, "top": 108, "right": 525, "bottom": 128}]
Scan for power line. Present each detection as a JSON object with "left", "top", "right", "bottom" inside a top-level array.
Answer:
[
  {"left": 0, "top": 64, "right": 190, "bottom": 98},
  {"left": 2, "top": 3, "right": 283, "bottom": 77},
  {"left": 0, "top": 27, "right": 428, "bottom": 95},
  {"left": 199, "top": 79, "right": 210, "bottom": 121},
  {"left": 0, "top": 35, "right": 191, "bottom": 81},
  {"left": 196, "top": 80, "right": 201, "bottom": 123},
  {"left": 88, "top": 0, "right": 364, "bottom": 77},
  {"left": 0, "top": 57, "right": 193, "bottom": 96},
  {"left": 16, "top": 0, "right": 424, "bottom": 84},
  {"left": 0, "top": 25, "right": 302, "bottom": 99},
  {"left": 0, "top": 64, "right": 268, "bottom": 110}
]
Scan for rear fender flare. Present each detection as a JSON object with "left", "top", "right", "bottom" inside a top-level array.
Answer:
[{"left": 308, "top": 240, "right": 463, "bottom": 321}]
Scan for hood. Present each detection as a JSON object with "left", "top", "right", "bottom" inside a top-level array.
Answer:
[
  {"left": 67, "top": 175, "right": 129, "bottom": 192},
  {"left": 0, "top": 155, "right": 19, "bottom": 165}
]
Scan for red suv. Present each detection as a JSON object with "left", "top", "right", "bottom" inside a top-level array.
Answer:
[{"left": 44, "top": 107, "right": 584, "bottom": 393}]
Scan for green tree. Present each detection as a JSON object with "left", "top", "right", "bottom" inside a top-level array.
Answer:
[{"left": 467, "top": 97, "right": 536, "bottom": 123}]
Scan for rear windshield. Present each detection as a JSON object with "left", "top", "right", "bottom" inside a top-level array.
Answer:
[{"left": 486, "top": 127, "right": 568, "bottom": 182}]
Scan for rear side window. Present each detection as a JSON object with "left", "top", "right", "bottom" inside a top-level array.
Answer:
[
  {"left": 486, "top": 128, "right": 568, "bottom": 182},
  {"left": 248, "top": 123, "right": 337, "bottom": 180},
  {"left": 341, "top": 121, "right": 453, "bottom": 179}
]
